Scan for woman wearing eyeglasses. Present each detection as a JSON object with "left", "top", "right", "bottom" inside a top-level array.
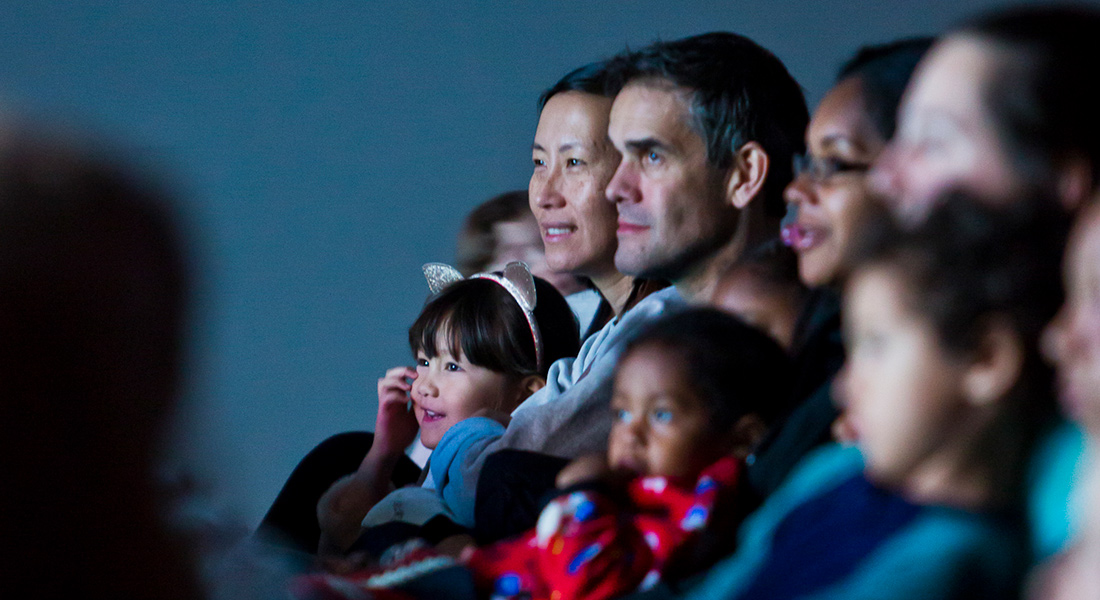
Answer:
[{"left": 743, "top": 38, "right": 933, "bottom": 501}]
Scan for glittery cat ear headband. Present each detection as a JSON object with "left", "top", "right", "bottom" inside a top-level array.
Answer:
[{"left": 422, "top": 261, "right": 543, "bottom": 373}]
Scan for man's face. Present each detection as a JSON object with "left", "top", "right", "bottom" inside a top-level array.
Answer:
[{"left": 606, "top": 81, "right": 735, "bottom": 282}]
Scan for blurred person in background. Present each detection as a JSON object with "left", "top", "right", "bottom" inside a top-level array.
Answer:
[
  {"left": 0, "top": 122, "right": 201, "bottom": 598},
  {"left": 871, "top": 5, "right": 1100, "bottom": 226}
]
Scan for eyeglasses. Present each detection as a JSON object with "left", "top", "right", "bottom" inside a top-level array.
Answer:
[{"left": 793, "top": 153, "right": 871, "bottom": 182}]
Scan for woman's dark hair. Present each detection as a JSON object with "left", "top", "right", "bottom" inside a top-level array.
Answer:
[
  {"left": 604, "top": 32, "right": 809, "bottom": 218},
  {"left": 956, "top": 5, "right": 1100, "bottom": 188},
  {"left": 455, "top": 190, "right": 531, "bottom": 276},
  {"left": 837, "top": 37, "right": 933, "bottom": 140},
  {"left": 537, "top": 60, "right": 614, "bottom": 113},
  {"left": 409, "top": 275, "right": 579, "bottom": 379},
  {"left": 619, "top": 308, "right": 792, "bottom": 433}
]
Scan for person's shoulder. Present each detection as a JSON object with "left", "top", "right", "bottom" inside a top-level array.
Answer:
[
  {"left": 635, "top": 285, "right": 685, "bottom": 310},
  {"left": 832, "top": 506, "right": 1027, "bottom": 599},
  {"left": 774, "top": 443, "right": 865, "bottom": 500}
]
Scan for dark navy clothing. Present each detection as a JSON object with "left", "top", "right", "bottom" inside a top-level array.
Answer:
[
  {"left": 686, "top": 445, "right": 1028, "bottom": 600},
  {"left": 739, "top": 475, "right": 921, "bottom": 599}
]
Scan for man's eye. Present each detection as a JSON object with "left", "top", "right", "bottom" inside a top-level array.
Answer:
[
  {"left": 645, "top": 151, "right": 662, "bottom": 164},
  {"left": 614, "top": 408, "right": 632, "bottom": 423},
  {"left": 566, "top": 158, "right": 582, "bottom": 167},
  {"left": 533, "top": 158, "right": 545, "bottom": 168}
]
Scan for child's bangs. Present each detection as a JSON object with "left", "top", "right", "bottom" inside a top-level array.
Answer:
[{"left": 411, "top": 306, "right": 466, "bottom": 360}]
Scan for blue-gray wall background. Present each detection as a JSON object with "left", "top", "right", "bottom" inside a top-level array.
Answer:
[{"left": 0, "top": 0, "right": 1084, "bottom": 526}]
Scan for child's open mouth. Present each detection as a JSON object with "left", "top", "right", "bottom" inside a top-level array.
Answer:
[{"left": 421, "top": 409, "right": 445, "bottom": 423}]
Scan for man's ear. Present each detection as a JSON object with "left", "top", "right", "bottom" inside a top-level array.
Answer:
[
  {"left": 962, "top": 318, "right": 1023, "bottom": 407},
  {"left": 726, "top": 141, "right": 770, "bottom": 210},
  {"left": 728, "top": 413, "right": 770, "bottom": 460}
]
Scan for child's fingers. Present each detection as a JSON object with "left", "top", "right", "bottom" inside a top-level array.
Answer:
[
  {"left": 378, "top": 389, "right": 413, "bottom": 410},
  {"left": 377, "top": 366, "right": 416, "bottom": 395}
]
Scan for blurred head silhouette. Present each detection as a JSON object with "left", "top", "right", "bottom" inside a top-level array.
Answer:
[{"left": 0, "top": 122, "right": 198, "bottom": 598}]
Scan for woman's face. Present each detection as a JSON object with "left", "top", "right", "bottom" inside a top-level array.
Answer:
[
  {"left": 529, "top": 91, "right": 622, "bottom": 280},
  {"left": 783, "top": 77, "right": 884, "bottom": 287},
  {"left": 870, "top": 35, "right": 1024, "bottom": 226},
  {"left": 1045, "top": 202, "right": 1100, "bottom": 435}
]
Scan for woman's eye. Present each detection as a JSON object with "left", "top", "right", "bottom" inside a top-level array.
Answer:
[
  {"left": 614, "top": 408, "right": 632, "bottom": 423},
  {"left": 566, "top": 158, "right": 582, "bottom": 167},
  {"left": 651, "top": 409, "right": 673, "bottom": 424},
  {"left": 446, "top": 362, "right": 462, "bottom": 372},
  {"left": 533, "top": 157, "right": 545, "bottom": 168},
  {"left": 416, "top": 358, "right": 429, "bottom": 368}
]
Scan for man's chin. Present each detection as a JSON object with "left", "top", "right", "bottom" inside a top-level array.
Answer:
[{"left": 614, "top": 246, "right": 664, "bottom": 280}]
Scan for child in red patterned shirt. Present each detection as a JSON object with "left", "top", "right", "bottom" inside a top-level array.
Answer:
[{"left": 467, "top": 308, "right": 791, "bottom": 600}]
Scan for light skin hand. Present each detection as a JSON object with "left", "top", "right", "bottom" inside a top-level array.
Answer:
[
  {"left": 370, "top": 366, "right": 421, "bottom": 459},
  {"left": 316, "top": 365, "right": 421, "bottom": 556},
  {"left": 555, "top": 453, "right": 612, "bottom": 488}
]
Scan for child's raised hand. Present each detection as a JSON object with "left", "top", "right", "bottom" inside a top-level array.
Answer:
[
  {"left": 372, "top": 366, "right": 421, "bottom": 458},
  {"left": 555, "top": 453, "right": 612, "bottom": 488}
]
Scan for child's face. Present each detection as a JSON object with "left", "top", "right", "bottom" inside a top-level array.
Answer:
[
  {"left": 412, "top": 334, "right": 521, "bottom": 449},
  {"left": 1046, "top": 204, "right": 1100, "bottom": 435},
  {"left": 608, "top": 344, "right": 723, "bottom": 479},
  {"left": 839, "top": 266, "right": 970, "bottom": 488}
]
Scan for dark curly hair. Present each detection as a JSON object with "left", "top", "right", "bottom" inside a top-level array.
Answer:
[{"left": 620, "top": 307, "right": 792, "bottom": 433}]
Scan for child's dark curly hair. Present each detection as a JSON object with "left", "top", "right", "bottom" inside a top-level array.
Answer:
[{"left": 621, "top": 307, "right": 792, "bottom": 435}]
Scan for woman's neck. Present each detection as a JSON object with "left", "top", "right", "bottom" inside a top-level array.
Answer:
[{"left": 590, "top": 270, "right": 635, "bottom": 316}]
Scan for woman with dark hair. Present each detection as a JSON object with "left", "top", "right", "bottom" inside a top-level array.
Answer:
[
  {"left": 871, "top": 5, "right": 1100, "bottom": 225},
  {"left": 746, "top": 38, "right": 932, "bottom": 499}
]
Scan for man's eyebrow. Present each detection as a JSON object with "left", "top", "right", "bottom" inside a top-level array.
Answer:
[
  {"left": 532, "top": 143, "right": 545, "bottom": 152},
  {"left": 623, "top": 137, "right": 666, "bottom": 154}
]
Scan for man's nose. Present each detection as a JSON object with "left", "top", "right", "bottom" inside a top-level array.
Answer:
[{"left": 606, "top": 160, "right": 640, "bottom": 205}]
